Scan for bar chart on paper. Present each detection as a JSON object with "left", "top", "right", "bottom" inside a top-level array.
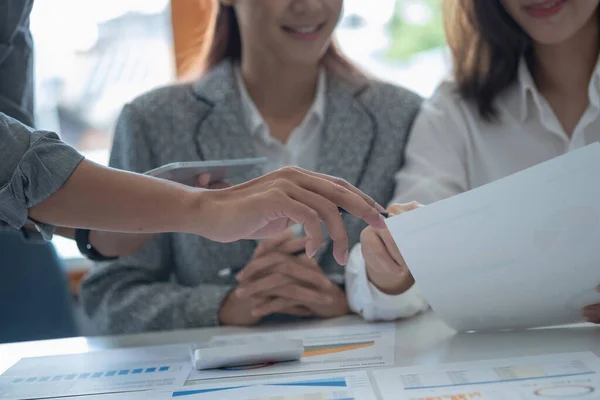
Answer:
[
  {"left": 172, "top": 377, "right": 359, "bottom": 400},
  {"left": 62, "top": 372, "right": 377, "bottom": 400},
  {"left": 0, "top": 344, "right": 193, "bottom": 400},
  {"left": 303, "top": 342, "right": 375, "bottom": 358},
  {"left": 7, "top": 364, "right": 178, "bottom": 384}
]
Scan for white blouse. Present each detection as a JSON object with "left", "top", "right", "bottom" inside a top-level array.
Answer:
[
  {"left": 346, "top": 58, "right": 600, "bottom": 321},
  {"left": 234, "top": 66, "right": 326, "bottom": 175}
]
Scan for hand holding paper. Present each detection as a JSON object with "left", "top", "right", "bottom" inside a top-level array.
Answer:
[
  {"left": 360, "top": 203, "right": 420, "bottom": 295},
  {"left": 384, "top": 143, "right": 600, "bottom": 331}
]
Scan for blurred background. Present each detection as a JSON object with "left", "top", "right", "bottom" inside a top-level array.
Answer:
[{"left": 30, "top": 0, "right": 449, "bottom": 266}]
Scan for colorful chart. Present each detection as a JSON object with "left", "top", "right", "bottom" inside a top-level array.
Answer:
[
  {"left": 9, "top": 365, "right": 173, "bottom": 383},
  {"left": 249, "top": 394, "right": 353, "bottom": 400},
  {"left": 172, "top": 377, "right": 353, "bottom": 399},
  {"left": 410, "top": 393, "right": 484, "bottom": 400},
  {"left": 303, "top": 342, "right": 375, "bottom": 358}
]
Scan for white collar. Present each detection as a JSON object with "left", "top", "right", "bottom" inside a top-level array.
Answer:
[
  {"left": 518, "top": 55, "right": 600, "bottom": 122},
  {"left": 234, "top": 65, "right": 327, "bottom": 138}
]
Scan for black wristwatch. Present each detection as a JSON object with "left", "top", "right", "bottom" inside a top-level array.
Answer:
[{"left": 75, "top": 229, "right": 119, "bottom": 261}]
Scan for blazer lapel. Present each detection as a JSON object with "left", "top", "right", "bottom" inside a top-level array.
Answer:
[
  {"left": 316, "top": 74, "right": 375, "bottom": 188},
  {"left": 314, "top": 74, "right": 376, "bottom": 261},
  {"left": 191, "top": 62, "right": 263, "bottom": 185}
]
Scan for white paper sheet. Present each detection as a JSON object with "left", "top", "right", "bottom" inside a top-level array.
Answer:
[
  {"left": 0, "top": 344, "right": 193, "bottom": 400},
  {"left": 385, "top": 143, "right": 600, "bottom": 331},
  {"left": 373, "top": 352, "right": 600, "bottom": 400},
  {"left": 48, "top": 371, "right": 378, "bottom": 400},
  {"left": 187, "top": 322, "right": 395, "bottom": 381}
]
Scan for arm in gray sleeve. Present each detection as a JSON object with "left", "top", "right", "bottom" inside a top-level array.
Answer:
[
  {"left": 80, "top": 234, "right": 235, "bottom": 333},
  {"left": 79, "top": 104, "right": 233, "bottom": 333},
  {"left": 0, "top": 113, "right": 84, "bottom": 239}
]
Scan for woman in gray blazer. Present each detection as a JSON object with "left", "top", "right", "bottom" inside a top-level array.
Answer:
[{"left": 81, "top": 0, "right": 422, "bottom": 333}]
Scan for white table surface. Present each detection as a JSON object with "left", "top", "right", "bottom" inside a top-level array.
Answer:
[{"left": 1, "top": 312, "right": 599, "bottom": 396}]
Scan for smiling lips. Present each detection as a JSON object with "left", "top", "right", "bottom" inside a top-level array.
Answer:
[
  {"left": 523, "top": 0, "right": 567, "bottom": 18},
  {"left": 282, "top": 23, "right": 325, "bottom": 40}
]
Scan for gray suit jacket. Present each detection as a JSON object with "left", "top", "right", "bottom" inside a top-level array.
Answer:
[{"left": 81, "top": 61, "right": 422, "bottom": 334}]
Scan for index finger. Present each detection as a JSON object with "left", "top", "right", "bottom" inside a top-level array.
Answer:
[
  {"left": 277, "top": 236, "right": 309, "bottom": 255},
  {"left": 283, "top": 168, "right": 386, "bottom": 230},
  {"left": 296, "top": 168, "right": 385, "bottom": 212},
  {"left": 237, "top": 252, "right": 287, "bottom": 282},
  {"left": 253, "top": 230, "right": 296, "bottom": 259}
]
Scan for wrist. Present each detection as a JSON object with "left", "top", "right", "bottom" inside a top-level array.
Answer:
[
  {"left": 218, "top": 289, "right": 242, "bottom": 326},
  {"left": 366, "top": 263, "right": 415, "bottom": 295},
  {"left": 88, "top": 230, "right": 112, "bottom": 257},
  {"left": 75, "top": 229, "right": 119, "bottom": 261},
  {"left": 179, "top": 187, "right": 213, "bottom": 236}
]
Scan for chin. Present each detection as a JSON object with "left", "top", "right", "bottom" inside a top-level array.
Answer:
[
  {"left": 528, "top": 27, "right": 580, "bottom": 45},
  {"left": 281, "top": 52, "right": 326, "bottom": 67}
]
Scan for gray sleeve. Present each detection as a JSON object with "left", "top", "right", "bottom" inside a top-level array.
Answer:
[
  {"left": 0, "top": 0, "right": 35, "bottom": 127},
  {"left": 80, "top": 235, "right": 234, "bottom": 333},
  {"left": 79, "top": 104, "right": 233, "bottom": 333},
  {"left": 0, "top": 113, "right": 84, "bottom": 240}
]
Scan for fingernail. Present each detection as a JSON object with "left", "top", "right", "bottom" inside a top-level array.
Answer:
[
  {"left": 236, "top": 288, "right": 247, "bottom": 298},
  {"left": 323, "top": 279, "right": 333, "bottom": 288}
]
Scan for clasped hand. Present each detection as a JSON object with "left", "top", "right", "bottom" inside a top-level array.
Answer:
[{"left": 219, "top": 230, "right": 349, "bottom": 326}]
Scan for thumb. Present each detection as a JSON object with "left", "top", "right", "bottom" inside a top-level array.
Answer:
[
  {"left": 388, "top": 201, "right": 423, "bottom": 216},
  {"left": 196, "top": 173, "right": 211, "bottom": 188}
]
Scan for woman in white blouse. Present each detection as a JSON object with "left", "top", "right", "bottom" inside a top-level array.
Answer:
[{"left": 346, "top": 0, "right": 600, "bottom": 324}]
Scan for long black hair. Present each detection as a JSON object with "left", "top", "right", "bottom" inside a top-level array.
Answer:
[{"left": 444, "top": 0, "right": 532, "bottom": 120}]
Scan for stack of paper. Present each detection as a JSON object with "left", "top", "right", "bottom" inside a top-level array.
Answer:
[
  {"left": 0, "top": 323, "right": 394, "bottom": 400},
  {"left": 385, "top": 143, "right": 600, "bottom": 331}
]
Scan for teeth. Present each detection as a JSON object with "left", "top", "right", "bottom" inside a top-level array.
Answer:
[
  {"left": 542, "top": 1, "right": 560, "bottom": 8},
  {"left": 290, "top": 26, "right": 318, "bottom": 34},
  {"left": 531, "top": 0, "right": 561, "bottom": 9}
]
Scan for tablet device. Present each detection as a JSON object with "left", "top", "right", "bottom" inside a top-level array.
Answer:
[{"left": 145, "top": 158, "right": 267, "bottom": 186}]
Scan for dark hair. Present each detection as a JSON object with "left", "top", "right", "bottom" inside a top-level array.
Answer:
[
  {"left": 444, "top": 0, "right": 531, "bottom": 120},
  {"left": 204, "top": 4, "right": 366, "bottom": 84}
]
